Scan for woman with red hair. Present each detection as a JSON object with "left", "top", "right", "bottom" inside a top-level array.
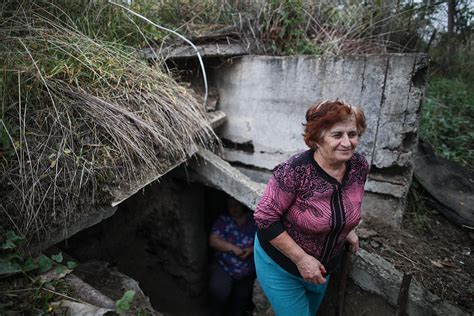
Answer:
[{"left": 253, "top": 99, "right": 368, "bottom": 315}]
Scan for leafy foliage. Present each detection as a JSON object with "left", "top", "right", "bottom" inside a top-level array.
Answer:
[
  {"left": 0, "top": 232, "right": 76, "bottom": 277},
  {"left": 1, "top": 231, "right": 24, "bottom": 250},
  {"left": 258, "top": 0, "right": 318, "bottom": 55},
  {"left": 116, "top": 290, "right": 136, "bottom": 315},
  {"left": 420, "top": 77, "right": 474, "bottom": 166},
  {"left": 37, "top": 255, "right": 53, "bottom": 274},
  {"left": 0, "top": 232, "right": 78, "bottom": 314}
]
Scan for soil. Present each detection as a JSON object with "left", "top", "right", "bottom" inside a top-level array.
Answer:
[{"left": 358, "top": 208, "right": 474, "bottom": 313}]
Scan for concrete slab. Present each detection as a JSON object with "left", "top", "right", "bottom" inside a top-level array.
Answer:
[
  {"left": 192, "top": 148, "right": 266, "bottom": 210},
  {"left": 141, "top": 43, "right": 249, "bottom": 60},
  {"left": 31, "top": 205, "right": 118, "bottom": 253},
  {"left": 351, "top": 249, "right": 468, "bottom": 316}
]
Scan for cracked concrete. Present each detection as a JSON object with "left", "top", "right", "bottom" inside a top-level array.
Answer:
[{"left": 210, "top": 54, "right": 429, "bottom": 226}]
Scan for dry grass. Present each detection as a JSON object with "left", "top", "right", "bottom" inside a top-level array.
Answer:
[
  {"left": 134, "top": 0, "right": 435, "bottom": 55},
  {"left": 0, "top": 2, "right": 218, "bottom": 243},
  {"left": 33, "top": 1, "right": 433, "bottom": 56}
]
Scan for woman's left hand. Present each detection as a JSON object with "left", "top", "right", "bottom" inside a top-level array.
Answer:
[
  {"left": 345, "top": 230, "right": 359, "bottom": 253},
  {"left": 239, "top": 246, "right": 254, "bottom": 260}
]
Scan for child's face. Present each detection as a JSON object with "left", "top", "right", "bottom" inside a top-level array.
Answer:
[{"left": 229, "top": 206, "right": 245, "bottom": 218}]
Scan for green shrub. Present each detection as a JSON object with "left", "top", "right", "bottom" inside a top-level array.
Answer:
[{"left": 420, "top": 77, "right": 474, "bottom": 166}]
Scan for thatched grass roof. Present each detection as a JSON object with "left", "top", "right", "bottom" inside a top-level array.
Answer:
[{"left": 0, "top": 2, "right": 219, "bottom": 244}]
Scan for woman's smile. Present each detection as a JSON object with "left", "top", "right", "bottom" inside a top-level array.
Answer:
[{"left": 316, "top": 119, "right": 359, "bottom": 166}]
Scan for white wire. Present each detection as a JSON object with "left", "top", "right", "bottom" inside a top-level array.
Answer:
[{"left": 108, "top": 1, "right": 208, "bottom": 105}]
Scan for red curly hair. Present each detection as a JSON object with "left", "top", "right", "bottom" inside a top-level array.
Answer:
[{"left": 303, "top": 99, "right": 366, "bottom": 150}]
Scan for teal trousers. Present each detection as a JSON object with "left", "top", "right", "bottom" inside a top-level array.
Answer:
[{"left": 254, "top": 235, "right": 329, "bottom": 316}]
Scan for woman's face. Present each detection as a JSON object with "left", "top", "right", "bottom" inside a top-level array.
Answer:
[
  {"left": 229, "top": 205, "right": 245, "bottom": 219},
  {"left": 316, "top": 119, "right": 359, "bottom": 165}
]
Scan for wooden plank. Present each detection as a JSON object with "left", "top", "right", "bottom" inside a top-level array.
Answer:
[{"left": 394, "top": 273, "right": 413, "bottom": 316}]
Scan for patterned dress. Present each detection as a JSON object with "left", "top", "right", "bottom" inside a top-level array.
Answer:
[
  {"left": 212, "top": 213, "right": 257, "bottom": 279},
  {"left": 254, "top": 149, "right": 368, "bottom": 276}
]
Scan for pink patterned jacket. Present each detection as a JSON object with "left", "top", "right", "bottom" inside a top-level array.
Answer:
[{"left": 254, "top": 150, "right": 368, "bottom": 276}]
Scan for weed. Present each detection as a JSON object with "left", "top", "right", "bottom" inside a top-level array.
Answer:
[
  {"left": 0, "top": 231, "right": 78, "bottom": 314},
  {"left": 258, "top": 0, "right": 318, "bottom": 55},
  {"left": 116, "top": 289, "right": 136, "bottom": 315}
]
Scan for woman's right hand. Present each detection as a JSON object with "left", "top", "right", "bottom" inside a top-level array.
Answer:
[
  {"left": 296, "top": 254, "right": 326, "bottom": 284},
  {"left": 231, "top": 245, "right": 244, "bottom": 257}
]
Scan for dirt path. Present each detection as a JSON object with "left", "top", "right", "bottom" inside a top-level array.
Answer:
[{"left": 359, "top": 210, "right": 473, "bottom": 312}]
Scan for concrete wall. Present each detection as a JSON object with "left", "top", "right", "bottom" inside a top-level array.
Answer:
[{"left": 210, "top": 54, "right": 429, "bottom": 226}]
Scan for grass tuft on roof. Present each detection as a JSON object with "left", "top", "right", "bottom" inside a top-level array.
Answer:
[{"left": 0, "top": 1, "right": 219, "bottom": 243}]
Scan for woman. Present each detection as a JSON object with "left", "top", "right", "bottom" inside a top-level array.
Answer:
[
  {"left": 209, "top": 198, "right": 257, "bottom": 316},
  {"left": 253, "top": 99, "right": 368, "bottom": 316}
]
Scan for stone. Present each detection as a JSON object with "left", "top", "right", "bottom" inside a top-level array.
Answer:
[
  {"left": 362, "top": 192, "right": 405, "bottom": 227},
  {"left": 364, "top": 179, "right": 407, "bottom": 198}
]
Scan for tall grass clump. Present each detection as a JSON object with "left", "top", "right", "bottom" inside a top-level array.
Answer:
[
  {"left": 420, "top": 77, "right": 474, "bottom": 167},
  {"left": 41, "top": 0, "right": 439, "bottom": 56},
  {"left": 24, "top": 0, "right": 461, "bottom": 59},
  {"left": 45, "top": 0, "right": 240, "bottom": 48},
  {"left": 0, "top": 1, "right": 218, "bottom": 243}
]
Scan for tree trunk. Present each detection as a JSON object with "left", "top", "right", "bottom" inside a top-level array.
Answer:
[
  {"left": 446, "top": 0, "right": 456, "bottom": 67},
  {"left": 447, "top": 0, "right": 455, "bottom": 37}
]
